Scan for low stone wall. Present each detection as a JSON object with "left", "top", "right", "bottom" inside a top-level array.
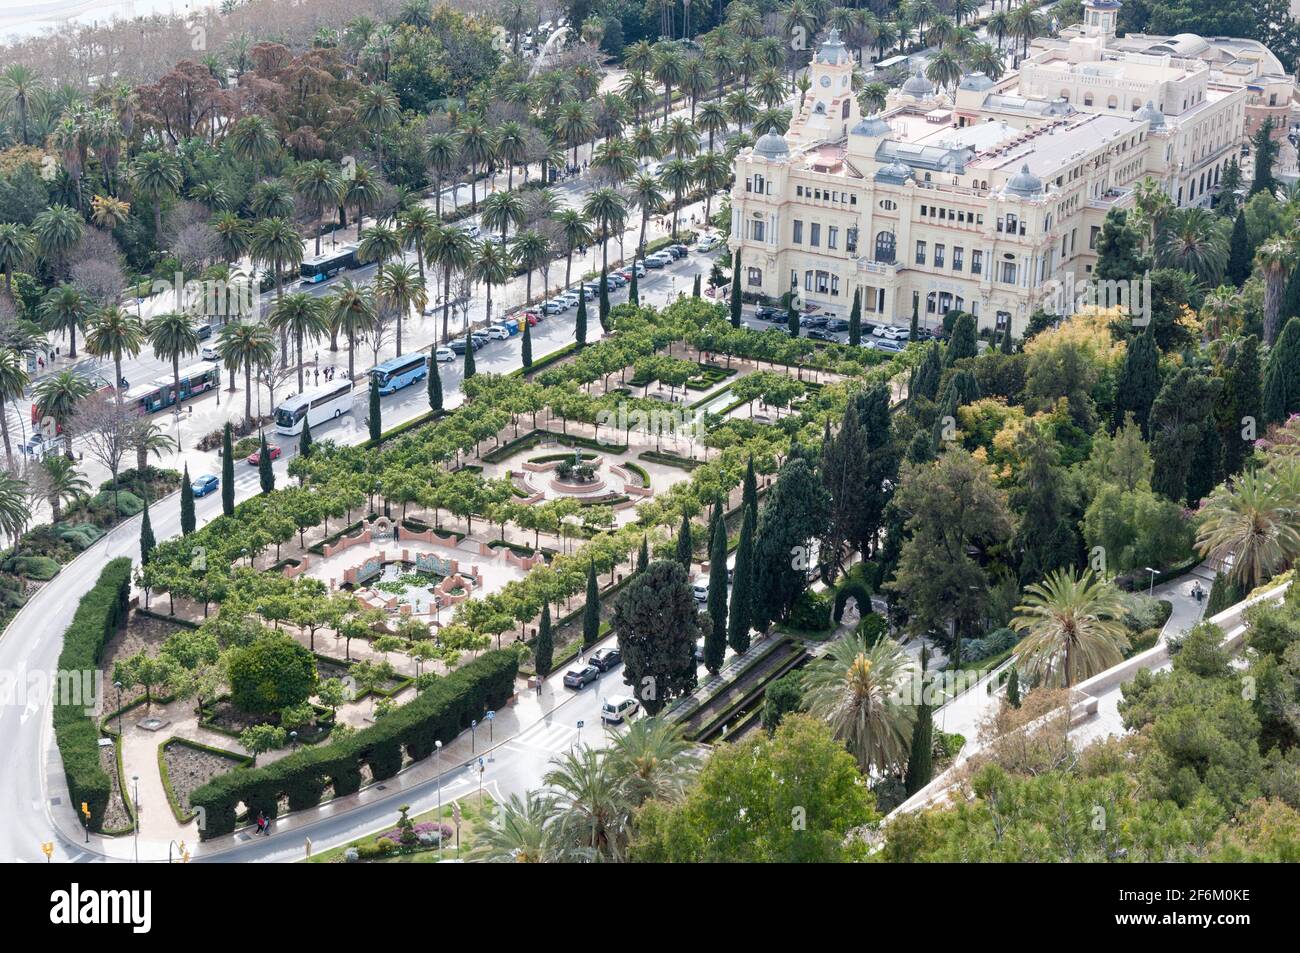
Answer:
[
  {"left": 504, "top": 548, "right": 546, "bottom": 571},
  {"left": 549, "top": 476, "right": 607, "bottom": 494},
  {"left": 398, "top": 525, "right": 464, "bottom": 550},
  {"left": 282, "top": 556, "right": 312, "bottom": 579},
  {"left": 322, "top": 528, "right": 371, "bottom": 559},
  {"left": 522, "top": 454, "right": 604, "bottom": 473}
]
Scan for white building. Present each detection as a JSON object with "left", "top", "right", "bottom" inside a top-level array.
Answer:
[{"left": 728, "top": 2, "right": 1266, "bottom": 336}]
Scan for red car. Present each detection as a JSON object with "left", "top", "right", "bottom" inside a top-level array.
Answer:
[
  {"left": 522, "top": 310, "right": 542, "bottom": 325},
  {"left": 247, "top": 445, "right": 282, "bottom": 465}
]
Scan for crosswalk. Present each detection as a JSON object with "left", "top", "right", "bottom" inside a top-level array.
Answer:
[{"left": 505, "top": 719, "right": 579, "bottom": 754}]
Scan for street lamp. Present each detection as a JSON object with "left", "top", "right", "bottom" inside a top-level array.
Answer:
[
  {"left": 1145, "top": 567, "right": 1160, "bottom": 596},
  {"left": 470, "top": 718, "right": 477, "bottom": 752},
  {"left": 114, "top": 681, "right": 123, "bottom": 735},
  {"left": 132, "top": 775, "right": 140, "bottom": 863},
  {"left": 434, "top": 739, "right": 443, "bottom": 859},
  {"left": 486, "top": 710, "right": 495, "bottom": 760}
]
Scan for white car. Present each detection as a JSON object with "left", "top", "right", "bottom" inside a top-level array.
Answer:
[
  {"left": 485, "top": 325, "right": 510, "bottom": 340},
  {"left": 692, "top": 581, "right": 709, "bottom": 603},
  {"left": 542, "top": 300, "right": 567, "bottom": 314},
  {"left": 435, "top": 346, "right": 455, "bottom": 362},
  {"left": 878, "top": 325, "right": 910, "bottom": 341},
  {"left": 557, "top": 292, "right": 580, "bottom": 307},
  {"left": 696, "top": 235, "right": 721, "bottom": 251},
  {"left": 459, "top": 223, "right": 482, "bottom": 239},
  {"left": 200, "top": 344, "right": 219, "bottom": 361},
  {"left": 600, "top": 695, "right": 640, "bottom": 725}
]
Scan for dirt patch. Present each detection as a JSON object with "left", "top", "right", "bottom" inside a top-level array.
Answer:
[
  {"left": 161, "top": 741, "right": 247, "bottom": 816},
  {"left": 101, "top": 611, "right": 187, "bottom": 709},
  {"left": 98, "top": 741, "right": 132, "bottom": 833},
  {"left": 202, "top": 699, "right": 273, "bottom": 735}
]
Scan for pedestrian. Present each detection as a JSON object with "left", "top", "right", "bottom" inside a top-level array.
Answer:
[
  {"left": 536, "top": 678, "right": 543, "bottom": 696},
  {"left": 256, "top": 811, "right": 266, "bottom": 834},
  {"left": 314, "top": 369, "right": 319, "bottom": 385}
]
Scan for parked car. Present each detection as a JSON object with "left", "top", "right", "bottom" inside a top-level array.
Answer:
[
  {"left": 755, "top": 306, "right": 784, "bottom": 322},
  {"left": 799, "top": 314, "right": 828, "bottom": 328},
  {"left": 522, "top": 310, "right": 542, "bottom": 325},
  {"left": 469, "top": 332, "right": 489, "bottom": 349},
  {"left": 247, "top": 444, "right": 282, "bottom": 465},
  {"left": 825, "top": 318, "right": 850, "bottom": 332},
  {"left": 196, "top": 323, "right": 213, "bottom": 341},
  {"left": 600, "top": 695, "right": 639, "bottom": 724},
  {"left": 589, "top": 647, "right": 622, "bottom": 672},
  {"left": 694, "top": 638, "right": 705, "bottom": 664},
  {"left": 435, "top": 346, "right": 455, "bottom": 362},
  {"left": 644, "top": 254, "right": 670, "bottom": 269},
  {"left": 191, "top": 473, "right": 220, "bottom": 497},
  {"left": 806, "top": 328, "right": 835, "bottom": 341},
  {"left": 692, "top": 581, "right": 709, "bottom": 603},
  {"left": 667, "top": 244, "right": 689, "bottom": 259},
  {"left": 563, "top": 665, "right": 599, "bottom": 689},
  {"left": 485, "top": 325, "right": 510, "bottom": 340},
  {"left": 541, "top": 300, "right": 566, "bottom": 315},
  {"left": 459, "top": 223, "right": 482, "bottom": 239},
  {"left": 200, "top": 344, "right": 219, "bottom": 361},
  {"left": 871, "top": 338, "right": 906, "bottom": 353},
  {"left": 448, "top": 338, "right": 468, "bottom": 355},
  {"left": 696, "top": 235, "right": 721, "bottom": 251},
  {"left": 607, "top": 272, "right": 627, "bottom": 288}
]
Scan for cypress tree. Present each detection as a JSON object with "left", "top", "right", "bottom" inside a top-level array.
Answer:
[
  {"left": 1226, "top": 209, "right": 1251, "bottom": 288},
  {"left": 1250, "top": 118, "right": 1278, "bottom": 196},
  {"left": 628, "top": 265, "right": 639, "bottom": 305},
  {"left": 598, "top": 267, "right": 610, "bottom": 330},
  {"left": 675, "top": 511, "right": 693, "bottom": 569},
  {"left": 463, "top": 338, "right": 477, "bottom": 379},
  {"left": 909, "top": 294, "right": 919, "bottom": 341},
  {"left": 637, "top": 533, "right": 649, "bottom": 572},
  {"left": 903, "top": 690, "right": 933, "bottom": 795},
  {"left": 787, "top": 296, "right": 800, "bottom": 338},
  {"left": 692, "top": 273, "right": 701, "bottom": 297},
  {"left": 1219, "top": 335, "right": 1261, "bottom": 477},
  {"left": 258, "top": 432, "right": 275, "bottom": 494},
  {"left": 220, "top": 422, "right": 235, "bottom": 517},
  {"left": 582, "top": 561, "right": 601, "bottom": 648},
  {"left": 726, "top": 504, "right": 755, "bottom": 654},
  {"left": 368, "top": 374, "right": 382, "bottom": 440},
  {"left": 1263, "top": 316, "right": 1300, "bottom": 423},
  {"left": 1114, "top": 327, "right": 1161, "bottom": 435},
  {"left": 707, "top": 497, "right": 723, "bottom": 549},
  {"left": 298, "top": 415, "right": 313, "bottom": 458},
  {"left": 139, "top": 494, "right": 156, "bottom": 565},
  {"left": 1283, "top": 254, "right": 1300, "bottom": 322},
  {"left": 743, "top": 456, "right": 758, "bottom": 514},
  {"left": 575, "top": 292, "right": 588, "bottom": 347},
  {"left": 913, "top": 342, "right": 943, "bottom": 401},
  {"left": 1006, "top": 665, "right": 1021, "bottom": 708},
  {"left": 535, "top": 604, "right": 554, "bottom": 677},
  {"left": 848, "top": 287, "right": 862, "bottom": 346},
  {"left": 521, "top": 318, "right": 533, "bottom": 371},
  {"left": 1001, "top": 325, "right": 1014, "bottom": 354},
  {"left": 729, "top": 251, "right": 742, "bottom": 327},
  {"left": 946, "top": 312, "right": 977, "bottom": 364},
  {"left": 704, "top": 514, "right": 728, "bottom": 674},
  {"left": 180, "top": 464, "right": 196, "bottom": 536},
  {"left": 427, "top": 353, "right": 443, "bottom": 412}
]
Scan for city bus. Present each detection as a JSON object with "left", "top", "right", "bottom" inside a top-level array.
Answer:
[
  {"left": 124, "top": 362, "right": 221, "bottom": 415},
  {"left": 299, "top": 246, "right": 358, "bottom": 284},
  {"left": 274, "top": 378, "right": 355, "bottom": 435},
  {"left": 370, "top": 352, "right": 428, "bottom": 395},
  {"left": 868, "top": 55, "right": 910, "bottom": 85}
]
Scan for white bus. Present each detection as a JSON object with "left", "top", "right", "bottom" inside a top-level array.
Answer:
[{"left": 274, "top": 379, "right": 354, "bottom": 435}]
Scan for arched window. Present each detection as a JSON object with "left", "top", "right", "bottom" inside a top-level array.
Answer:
[
  {"left": 874, "top": 231, "right": 896, "bottom": 264},
  {"left": 1107, "top": 95, "right": 1118, "bottom": 110}
]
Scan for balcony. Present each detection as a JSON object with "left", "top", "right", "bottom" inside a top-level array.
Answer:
[{"left": 1087, "top": 187, "right": 1133, "bottom": 211}]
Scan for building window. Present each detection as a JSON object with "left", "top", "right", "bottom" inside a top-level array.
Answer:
[
  {"left": 805, "top": 270, "right": 813, "bottom": 291},
  {"left": 754, "top": 174, "right": 765, "bottom": 193},
  {"left": 828, "top": 226, "right": 839, "bottom": 250},
  {"left": 971, "top": 250, "right": 982, "bottom": 275},
  {"left": 1000, "top": 260, "right": 1018, "bottom": 284},
  {"left": 793, "top": 220, "right": 803, "bottom": 244},
  {"left": 934, "top": 244, "right": 945, "bottom": 268},
  {"left": 1089, "top": 225, "right": 1100, "bottom": 249},
  {"left": 810, "top": 223, "right": 821, "bottom": 247},
  {"left": 846, "top": 228, "right": 858, "bottom": 254},
  {"left": 830, "top": 275, "right": 840, "bottom": 295},
  {"left": 815, "top": 271, "right": 830, "bottom": 294},
  {"left": 915, "top": 240, "right": 927, "bottom": 265},
  {"left": 996, "top": 311, "right": 1011, "bottom": 331},
  {"left": 747, "top": 267, "right": 763, "bottom": 287},
  {"left": 874, "top": 231, "right": 896, "bottom": 264},
  {"left": 952, "top": 246, "right": 964, "bottom": 271}
]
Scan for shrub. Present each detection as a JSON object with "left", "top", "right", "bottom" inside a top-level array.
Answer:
[
  {"left": 12, "top": 555, "right": 60, "bottom": 580},
  {"left": 227, "top": 633, "right": 318, "bottom": 715},
  {"left": 52, "top": 559, "right": 132, "bottom": 831},
  {"left": 787, "top": 589, "right": 833, "bottom": 632},
  {"left": 832, "top": 580, "right": 872, "bottom": 624}
]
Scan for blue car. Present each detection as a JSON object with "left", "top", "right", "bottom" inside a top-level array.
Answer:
[{"left": 191, "top": 473, "right": 220, "bottom": 497}]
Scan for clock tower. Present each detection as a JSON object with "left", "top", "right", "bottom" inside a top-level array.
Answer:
[{"left": 788, "top": 28, "right": 861, "bottom": 145}]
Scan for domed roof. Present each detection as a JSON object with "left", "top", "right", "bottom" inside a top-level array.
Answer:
[
  {"left": 875, "top": 160, "right": 913, "bottom": 184},
  {"left": 1006, "top": 163, "right": 1044, "bottom": 197},
  {"left": 958, "top": 71, "right": 995, "bottom": 92},
  {"left": 753, "top": 131, "right": 790, "bottom": 160},
  {"left": 814, "top": 27, "right": 851, "bottom": 65},
  {"left": 851, "top": 114, "right": 892, "bottom": 138},
  {"left": 1135, "top": 100, "right": 1166, "bottom": 128},
  {"left": 902, "top": 66, "right": 933, "bottom": 99}
]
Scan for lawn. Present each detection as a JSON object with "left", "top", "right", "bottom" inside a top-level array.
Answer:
[{"left": 304, "top": 794, "right": 496, "bottom": 863}]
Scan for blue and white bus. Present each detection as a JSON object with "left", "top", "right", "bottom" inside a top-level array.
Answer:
[
  {"left": 299, "top": 246, "right": 358, "bottom": 284},
  {"left": 274, "top": 379, "right": 355, "bottom": 435},
  {"left": 370, "top": 352, "right": 428, "bottom": 395}
]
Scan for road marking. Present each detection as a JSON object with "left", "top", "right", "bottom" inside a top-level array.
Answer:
[{"left": 507, "top": 720, "right": 577, "bottom": 752}]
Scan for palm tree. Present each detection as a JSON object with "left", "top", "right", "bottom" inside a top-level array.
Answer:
[
  {"left": 131, "top": 418, "right": 178, "bottom": 474},
  {"left": 0, "top": 65, "right": 44, "bottom": 145},
  {"left": 627, "top": 173, "right": 665, "bottom": 260},
  {"left": 356, "top": 85, "right": 400, "bottom": 162},
  {"left": 469, "top": 792, "right": 571, "bottom": 863},
  {"left": 0, "top": 469, "right": 29, "bottom": 547},
  {"left": 543, "top": 746, "right": 630, "bottom": 862},
  {"left": 965, "top": 42, "right": 1006, "bottom": 81},
  {"left": 1157, "top": 207, "right": 1227, "bottom": 284},
  {"left": 1200, "top": 285, "right": 1242, "bottom": 340},
  {"left": 1196, "top": 468, "right": 1300, "bottom": 589},
  {"left": 695, "top": 101, "right": 728, "bottom": 157},
  {"left": 129, "top": 150, "right": 183, "bottom": 237},
  {"left": 217, "top": 320, "right": 275, "bottom": 427},
  {"left": 343, "top": 162, "right": 383, "bottom": 235},
  {"left": 457, "top": 116, "right": 496, "bottom": 210},
  {"left": 85, "top": 305, "right": 144, "bottom": 401},
  {"left": 555, "top": 101, "right": 597, "bottom": 170},
  {"left": 250, "top": 216, "right": 304, "bottom": 309},
  {"left": 511, "top": 230, "right": 551, "bottom": 303},
  {"left": 187, "top": 182, "right": 230, "bottom": 213},
  {"left": 926, "top": 48, "right": 964, "bottom": 96},
  {"left": 33, "top": 371, "right": 91, "bottom": 442},
  {"left": 652, "top": 47, "right": 686, "bottom": 124},
  {"left": 619, "top": 72, "right": 655, "bottom": 127},
  {"left": 38, "top": 284, "right": 88, "bottom": 358},
  {"left": 0, "top": 222, "right": 35, "bottom": 299},
  {"left": 425, "top": 131, "right": 462, "bottom": 218},
  {"left": 357, "top": 222, "right": 401, "bottom": 269},
  {"left": 42, "top": 454, "right": 88, "bottom": 523},
  {"left": 327, "top": 279, "right": 375, "bottom": 381},
  {"left": 0, "top": 348, "right": 29, "bottom": 466},
  {"left": 724, "top": 88, "right": 759, "bottom": 133},
  {"left": 293, "top": 159, "right": 343, "bottom": 257},
  {"left": 146, "top": 311, "right": 200, "bottom": 411},
  {"left": 1256, "top": 238, "right": 1292, "bottom": 345},
  {"left": 32, "top": 205, "right": 83, "bottom": 279},
  {"left": 681, "top": 57, "right": 714, "bottom": 122},
  {"left": 555, "top": 209, "right": 593, "bottom": 291},
  {"left": 495, "top": 119, "right": 528, "bottom": 191},
  {"left": 582, "top": 188, "right": 628, "bottom": 280},
  {"left": 480, "top": 190, "right": 525, "bottom": 244},
  {"left": 470, "top": 239, "right": 514, "bottom": 329},
  {"left": 663, "top": 117, "right": 698, "bottom": 160},
  {"left": 210, "top": 211, "right": 249, "bottom": 263},
  {"left": 1011, "top": 567, "right": 1129, "bottom": 688},
  {"left": 269, "top": 292, "right": 328, "bottom": 391},
  {"left": 591, "top": 140, "right": 638, "bottom": 187},
  {"left": 693, "top": 151, "right": 731, "bottom": 224},
  {"left": 801, "top": 630, "right": 915, "bottom": 776},
  {"left": 427, "top": 224, "right": 475, "bottom": 343},
  {"left": 659, "top": 158, "right": 694, "bottom": 240},
  {"left": 753, "top": 68, "right": 787, "bottom": 111},
  {"left": 988, "top": 10, "right": 1011, "bottom": 49},
  {"left": 1009, "top": 0, "right": 1045, "bottom": 58},
  {"left": 397, "top": 205, "right": 436, "bottom": 281},
  {"left": 858, "top": 81, "right": 890, "bottom": 117},
  {"left": 604, "top": 717, "right": 697, "bottom": 807},
  {"left": 248, "top": 179, "right": 295, "bottom": 220},
  {"left": 227, "top": 114, "right": 279, "bottom": 167},
  {"left": 373, "top": 261, "right": 426, "bottom": 356},
  {"left": 632, "top": 125, "right": 663, "bottom": 167}
]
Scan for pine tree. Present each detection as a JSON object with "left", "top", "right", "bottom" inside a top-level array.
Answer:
[
  {"left": 848, "top": 287, "right": 862, "bottom": 346},
  {"left": 463, "top": 338, "right": 477, "bottom": 379},
  {"left": 637, "top": 534, "right": 649, "bottom": 572},
  {"left": 729, "top": 251, "right": 742, "bottom": 327},
  {"left": 628, "top": 265, "right": 639, "bottom": 305},
  {"left": 535, "top": 603, "right": 554, "bottom": 677},
  {"left": 1218, "top": 335, "right": 1261, "bottom": 477},
  {"left": 220, "top": 422, "right": 235, "bottom": 517},
  {"left": 1006, "top": 665, "right": 1021, "bottom": 708},
  {"left": 427, "top": 353, "right": 443, "bottom": 412},
  {"left": 726, "top": 504, "right": 755, "bottom": 654},
  {"left": 704, "top": 515, "right": 728, "bottom": 674},
  {"left": 742, "top": 456, "right": 758, "bottom": 514},
  {"left": 598, "top": 267, "right": 610, "bottom": 330},
  {"left": 299, "top": 415, "right": 313, "bottom": 458},
  {"left": 1218, "top": 156, "right": 1242, "bottom": 216},
  {"left": 575, "top": 292, "right": 588, "bottom": 347},
  {"left": 258, "top": 432, "right": 275, "bottom": 494},
  {"left": 368, "top": 374, "right": 382, "bottom": 440},
  {"left": 1095, "top": 207, "right": 1145, "bottom": 282},
  {"left": 521, "top": 319, "right": 533, "bottom": 371},
  {"left": 692, "top": 273, "right": 701, "bottom": 297},
  {"left": 180, "top": 464, "right": 196, "bottom": 536},
  {"left": 582, "top": 561, "right": 601, "bottom": 648},
  {"left": 139, "top": 494, "right": 156, "bottom": 565},
  {"left": 675, "top": 511, "right": 693, "bottom": 569},
  {"left": 1226, "top": 209, "right": 1252, "bottom": 288},
  {"left": 1114, "top": 327, "right": 1161, "bottom": 436}
]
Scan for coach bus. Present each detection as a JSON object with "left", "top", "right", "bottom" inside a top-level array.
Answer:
[
  {"left": 299, "top": 245, "right": 358, "bottom": 284},
  {"left": 274, "top": 378, "right": 355, "bottom": 435},
  {"left": 124, "top": 361, "right": 221, "bottom": 415},
  {"left": 370, "top": 352, "right": 428, "bottom": 395}
]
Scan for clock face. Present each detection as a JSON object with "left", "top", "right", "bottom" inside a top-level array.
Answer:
[{"left": 820, "top": 75, "right": 832, "bottom": 88}]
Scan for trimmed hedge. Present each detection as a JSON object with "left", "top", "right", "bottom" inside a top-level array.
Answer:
[
  {"left": 189, "top": 649, "right": 518, "bottom": 839},
  {"left": 53, "top": 558, "right": 132, "bottom": 831}
]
